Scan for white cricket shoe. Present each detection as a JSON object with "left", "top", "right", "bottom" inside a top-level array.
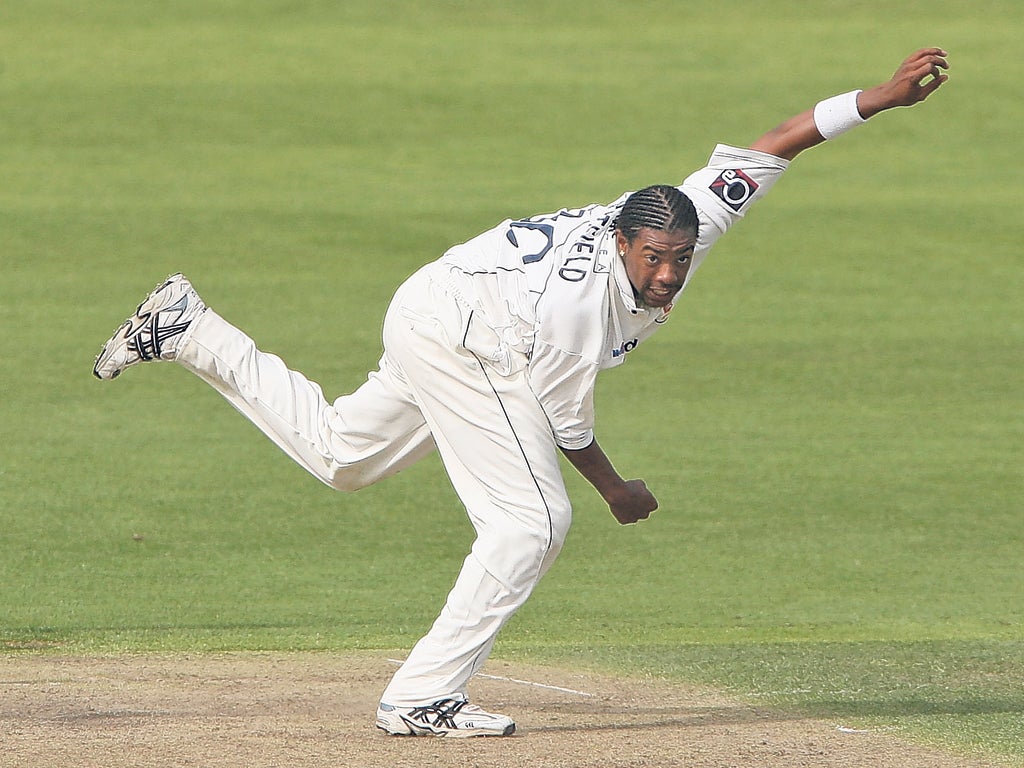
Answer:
[
  {"left": 93, "top": 273, "right": 206, "bottom": 380},
  {"left": 376, "top": 698, "right": 516, "bottom": 738}
]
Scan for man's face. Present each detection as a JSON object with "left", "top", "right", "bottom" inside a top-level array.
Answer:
[{"left": 616, "top": 227, "right": 697, "bottom": 309}]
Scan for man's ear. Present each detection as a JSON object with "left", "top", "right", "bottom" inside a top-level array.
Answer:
[{"left": 615, "top": 230, "right": 628, "bottom": 255}]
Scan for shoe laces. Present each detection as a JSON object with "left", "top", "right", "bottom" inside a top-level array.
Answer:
[
  {"left": 407, "top": 698, "right": 469, "bottom": 729},
  {"left": 128, "top": 295, "right": 195, "bottom": 360}
]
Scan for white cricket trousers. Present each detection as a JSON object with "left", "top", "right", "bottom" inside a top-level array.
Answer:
[{"left": 175, "top": 264, "right": 572, "bottom": 706}]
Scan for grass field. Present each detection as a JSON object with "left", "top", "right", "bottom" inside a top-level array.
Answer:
[{"left": 2, "top": 1, "right": 1022, "bottom": 764}]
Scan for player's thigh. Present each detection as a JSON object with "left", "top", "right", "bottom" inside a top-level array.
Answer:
[
  {"left": 384, "top": 266, "right": 569, "bottom": 518},
  {"left": 320, "top": 357, "right": 435, "bottom": 488},
  {"left": 327, "top": 361, "right": 426, "bottom": 455},
  {"left": 386, "top": 299, "right": 568, "bottom": 529},
  {"left": 432, "top": 363, "right": 565, "bottom": 524}
]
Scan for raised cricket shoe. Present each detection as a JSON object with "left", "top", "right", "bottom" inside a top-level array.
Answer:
[
  {"left": 93, "top": 273, "right": 206, "bottom": 380},
  {"left": 375, "top": 698, "right": 516, "bottom": 738}
]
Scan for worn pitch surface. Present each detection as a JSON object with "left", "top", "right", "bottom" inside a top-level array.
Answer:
[{"left": 0, "top": 653, "right": 1004, "bottom": 768}]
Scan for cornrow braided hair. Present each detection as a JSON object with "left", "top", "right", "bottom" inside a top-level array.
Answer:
[{"left": 615, "top": 184, "right": 699, "bottom": 243}]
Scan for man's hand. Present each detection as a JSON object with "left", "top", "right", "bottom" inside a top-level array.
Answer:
[
  {"left": 750, "top": 46, "right": 949, "bottom": 160},
  {"left": 607, "top": 478, "right": 659, "bottom": 525},
  {"left": 560, "top": 439, "right": 658, "bottom": 525},
  {"left": 857, "top": 47, "right": 949, "bottom": 118}
]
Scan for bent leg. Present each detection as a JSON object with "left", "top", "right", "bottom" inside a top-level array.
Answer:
[
  {"left": 380, "top": 275, "right": 572, "bottom": 705},
  {"left": 176, "top": 309, "right": 434, "bottom": 490}
]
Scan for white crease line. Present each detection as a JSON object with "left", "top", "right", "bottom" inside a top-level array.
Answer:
[
  {"left": 385, "top": 659, "right": 593, "bottom": 698},
  {"left": 473, "top": 672, "right": 594, "bottom": 697}
]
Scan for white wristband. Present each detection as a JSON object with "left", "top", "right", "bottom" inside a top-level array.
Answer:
[{"left": 813, "top": 89, "right": 866, "bottom": 140}]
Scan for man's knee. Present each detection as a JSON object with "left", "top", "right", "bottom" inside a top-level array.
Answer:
[
  {"left": 323, "top": 468, "right": 372, "bottom": 493},
  {"left": 475, "top": 507, "right": 572, "bottom": 588}
]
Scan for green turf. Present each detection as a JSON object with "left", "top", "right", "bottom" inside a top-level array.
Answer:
[{"left": 2, "top": 1, "right": 1022, "bottom": 764}]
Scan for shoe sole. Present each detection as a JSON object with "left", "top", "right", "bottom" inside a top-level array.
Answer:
[{"left": 375, "top": 717, "right": 515, "bottom": 738}]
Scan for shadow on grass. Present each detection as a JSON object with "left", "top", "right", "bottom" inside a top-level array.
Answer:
[
  {"left": 526, "top": 704, "right": 803, "bottom": 734},
  {"left": 802, "top": 695, "right": 1024, "bottom": 719},
  {"left": 527, "top": 695, "right": 1024, "bottom": 735}
]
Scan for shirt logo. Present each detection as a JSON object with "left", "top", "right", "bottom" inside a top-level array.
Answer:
[
  {"left": 611, "top": 338, "right": 638, "bottom": 358},
  {"left": 709, "top": 168, "right": 759, "bottom": 211}
]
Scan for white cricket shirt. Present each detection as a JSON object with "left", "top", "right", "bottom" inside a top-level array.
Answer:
[{"left": 431, "top": 144, "right": 790, "bottom": 449}]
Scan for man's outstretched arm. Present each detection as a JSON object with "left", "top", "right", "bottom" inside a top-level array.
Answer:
[{"left": 749, "top": 47, "right": 949, "bottom": 161}]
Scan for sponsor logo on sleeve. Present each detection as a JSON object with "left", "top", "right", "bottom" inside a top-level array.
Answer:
[{"left": 709, "top": 168, "right": 759, "bottom": 211}]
